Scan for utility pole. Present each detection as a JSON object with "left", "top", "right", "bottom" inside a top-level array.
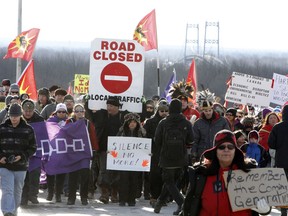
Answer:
[{"left": 16, "top": 0, "right": 22, "bottom": 81}]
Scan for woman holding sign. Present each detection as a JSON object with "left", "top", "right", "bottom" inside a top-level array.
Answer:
[
  {"left": 180, "top": 129, "right": 271, "bottom": 216},
  {"left": 117, "top": 112, "right": 146, "bottom": 207}
]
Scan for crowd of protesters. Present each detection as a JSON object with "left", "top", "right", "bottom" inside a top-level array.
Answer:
[{"left": 0, "top": 78, "right": 287, "bottom": 216}]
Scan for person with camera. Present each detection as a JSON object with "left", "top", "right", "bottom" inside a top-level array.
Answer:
[{"left": 0, "top": 103, "right": 37, "bottom": 216}]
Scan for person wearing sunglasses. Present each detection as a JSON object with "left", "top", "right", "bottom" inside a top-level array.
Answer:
[
  {"left": 143, "top": 99, "right": 169, "bottom": 207},
  {"left": 45, "top": 103, "right": 68, "bottom": 203},
  {"left": 8, "top": 83, "right": 20, "bottom": 97},
  {"left": 65, "top": 104, "right": 99, "bottom": 206},
  {"left": 181, "top": 129, "right": 271, "bottom": 216}
]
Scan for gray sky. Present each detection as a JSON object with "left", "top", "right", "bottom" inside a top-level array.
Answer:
[{"left": 1, "top": 0, "right": 287, "bottom": 52}]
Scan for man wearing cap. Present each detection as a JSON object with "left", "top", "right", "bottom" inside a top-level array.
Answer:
[
  {"left": 35, "top": 87, "right": 52, "bottom": 113},
  {"left": 20, "top": 99, "right": 44, "bottom": 206},
  {"left": 8, "top": 83, "right": 20, "bottom": 97},
  {"left": 192, "top": 98, "right": 230, "bottom": 162},
  {"left": 0, "top": 103, "right": 36, "bottom": 216},
  {"left": 63, "top": 94, "right": 75, "bottom": 116},
  {"left": 40, "top": 89, "right": 67, "bottom": 120},
  {"left": 92, "top": 96, "right": 128, "bottom": 204},
  {"left": 143, "top": 99, "right": 169, "bottom": 206},
  {"left": 225, "top": 107, "right": 243, "bottom": 131}
]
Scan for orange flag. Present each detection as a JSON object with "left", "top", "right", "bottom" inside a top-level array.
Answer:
[
  {"left": 133, "top": 9, "right": 157, "bottom": 51},
  {"left": 186, "top": 59, "right": 197, "bottom": 101},
  {"left": 17, "top": 60, "right": 37, "bottom": 101},
  {"left": 3, "top": 28, "right": 40, "bottom": 62}
]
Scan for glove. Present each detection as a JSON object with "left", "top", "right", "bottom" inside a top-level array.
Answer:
[
  {"left": 251, "top": 198, "right": 270, "bottom": 214},
  {"left": 189, "top": 115, "right": 197, "bottom": 125}
]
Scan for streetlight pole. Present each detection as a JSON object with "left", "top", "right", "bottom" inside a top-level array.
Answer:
[{"left": 16, "top": 0, "right": 22, "bottom": 81}]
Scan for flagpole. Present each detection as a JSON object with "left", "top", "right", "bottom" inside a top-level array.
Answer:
[
  {"left": 16, "top": 0, "right": 22, "bottom": 81},
  {"left": 155, "top": 10, "right": 160, "bottom": 96}
]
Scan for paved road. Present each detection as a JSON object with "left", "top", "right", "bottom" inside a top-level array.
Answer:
[{"left": 1, "top": 189, "right": 282, "bottom": 216}]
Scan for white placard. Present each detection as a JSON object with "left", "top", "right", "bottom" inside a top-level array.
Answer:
[
  {"left": 107, "top": 136, "right": 151, "bottom": 172},
  {"left": 88, "top": 38, "right": 145, "bottom": 112},
  {"left": 270, "top": 73, "right": 288, "bottom": 106},
  {"left": 225, "top": 72, "right": 272, "bottom": 108}
]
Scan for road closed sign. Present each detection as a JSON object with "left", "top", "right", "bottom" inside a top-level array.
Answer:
[{"left": 88, "top": 38, "right": 145, "bottom": 112}]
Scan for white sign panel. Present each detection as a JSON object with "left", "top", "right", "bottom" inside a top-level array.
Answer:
[
  {"left": 223, "top": 168, "right": 288, "bottom": 212},
  {"left": 270, "top": 73, "right": 288, "bottom": 106},
  {"left": 88, "top": 38, "right": 145, "bottom": 112},
  {"left": 225, "top": 72, "right": 272, "bottom": 108},
  {"left": 107, "top": 136, "right": 152, "bottom": 172}
]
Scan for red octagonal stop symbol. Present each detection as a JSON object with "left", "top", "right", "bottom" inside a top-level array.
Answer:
[{"left": 100, "top": 62, "right": 132, "bottom": 94}]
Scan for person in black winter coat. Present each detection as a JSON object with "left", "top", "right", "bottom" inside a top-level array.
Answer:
[
  {"left": 154, "top": 99, "right": 194, "bottom": 215},
  {"left": 143, "top": 99, "right": 169, "bottom": 207},
  {"left": 268, "top": 105, "right": 288, "bottom": 216},
  {"left": 0, "top": 103, "right": 36, "bottom": 216}
]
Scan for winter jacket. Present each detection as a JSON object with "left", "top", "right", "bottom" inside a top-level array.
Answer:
[
  {"left": 181, "top": 162, "right": 268, "bottom": 216},
  {"left": 192, "top": 111, "right": 230, "bottom": 159},
  {"left": 0, "top": 118, "right": 37, "bottom": 171},
  {"left": 92, "top": 109, "right": 129, "bottom": 152},
  {"left": 268, "top": 105, "right": 288, "bottom": 169},
  {"left": 259, "top": 124, "right": 273, "bottom": 151},
  {"left": 154, "top": 113, "right": 194, "bottom": 168}
]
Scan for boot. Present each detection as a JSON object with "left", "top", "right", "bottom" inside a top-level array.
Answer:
[
  {"left": 99, "top": 186, "right": 109, "bottom": 204},
  {"left": 55, "top": 194, "right": 62, "bottom": 203},
  {"left": 154, "top": 200, "right": 164, "bottom": 213},
  {"left": 173, "top": 204, "right": 183, "bottom": 215},
  {"left": 111, "top": 187, "right": 119, "bottom": 203},
  {"left": 46, "top": 193, "right": 53, "bottom": 201}
]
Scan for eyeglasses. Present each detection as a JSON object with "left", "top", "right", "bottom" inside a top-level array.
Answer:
[
  {"left": 225, "top": 113, "right": 233, "bottom": 116},
  {"left": 57, "top": 111, "right": 66, "bottom": 114},
  {"left": 146, "top": 106, "right": 154, "bottom": 110},
  {"left": 75, "top": 110, "right": 84, "bottom": 113},
  {"left": 217, "top": 144, "right": 235, "bottom": 150},
  {"left": 159, "top": 110, "right": 169, "bottom": 113},
  {"left": 11, "top": 91, "right": 19, "bottom": 94}
]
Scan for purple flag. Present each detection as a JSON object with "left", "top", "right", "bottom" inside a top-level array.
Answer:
[
  {"left": 31, "top": 120, "right": 92, "bottom": 175},
  {"left": 162, "top": 69, "right": 176, "bottom": 102},
  {"left": 29, "top": 121, "right": 48, "bottom": 172}
]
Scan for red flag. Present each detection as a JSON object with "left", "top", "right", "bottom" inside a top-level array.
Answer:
[
  {"left": 17, "top": 60, "right": 37, "bottom": 101},
  {"left": 67, "top": 82, "right": 74, "bottom": 96},
  {"left": 133, "top": 9, "right": 157, "bottom": 51},
  {"left": 186, "top": 59, "right": 197, "bottom": 101},
  {"left": 3, "top": 28, "right": 40, "bottom": 62}
]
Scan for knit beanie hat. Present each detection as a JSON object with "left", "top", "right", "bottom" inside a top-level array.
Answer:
[
  {"left": 55, "top": 103, "right": 67, "bottom": 113},
  {"left": 5, "top": 95, "right": 12, "bottom": 106},
  {"left": 248, "top": 130, "right": 259, "bottom": 141},
  {"left": 234, "top": 130, "right": 245, "bottom": 140},
  {"left": 9, "top": 83, "right": 20, "bottom": 92},
  {"left": 226, "top": 108, "right": 237, "bottom": 117},
  {"left": 157, "top": 99, "right": 169, "bottom": 111},
  {"left": 9, "top": 103, "right": 22, "bottom": 117},
  {"left": 169, "top": 98, "right": 182, "bottom": 114},
  {"left": 22, "top": 99, "right": 35, "bottom": 111}
]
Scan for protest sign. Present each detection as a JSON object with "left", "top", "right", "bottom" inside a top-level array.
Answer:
[
  {"left": 270, "top": 73, "right": 288, "bottom": 106},
  {"left": 74, "top": 74, "right": 89, "bottom": 94},
  {"left": 107, "top": 136, "right": 151, "bottom": 172},
  {"left": 223, "top": 168, "right": 288, "bottom": 212},
  {"left": 225, "top": 72, "right": 272, "bottom": 108},
  {"left": 88, "top": 38, "right": 145, "bottom": 112}
]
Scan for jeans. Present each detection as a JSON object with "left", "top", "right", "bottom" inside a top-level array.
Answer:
[{"left": 0, "top": 168, "right": 26, "bottom": 215}]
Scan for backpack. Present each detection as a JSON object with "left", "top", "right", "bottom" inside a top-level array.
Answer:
[{"left": 162, "top": 124, "right": 186, "bottom": 161}]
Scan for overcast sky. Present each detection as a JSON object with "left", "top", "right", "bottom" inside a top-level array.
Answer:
[{"left": 1, "top": 0, "right": 288, "bottom": 52}]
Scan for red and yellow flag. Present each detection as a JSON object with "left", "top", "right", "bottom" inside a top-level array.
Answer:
[
  {"left": 17, "top": 60, "right": 37, "bottom": 101},
  {"left": 3, "top": 28, "right": 40, "bottom": 62},
  {"left": 186, "top": 59, "right": 197, "bottom": 102},
  {"left": 133, "top": 9, "right": 157, "bottom": 51}
]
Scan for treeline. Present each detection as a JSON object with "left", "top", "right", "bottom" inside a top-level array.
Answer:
[{"left": 0, "top": 47, "right": 287, "bottom": 103}]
